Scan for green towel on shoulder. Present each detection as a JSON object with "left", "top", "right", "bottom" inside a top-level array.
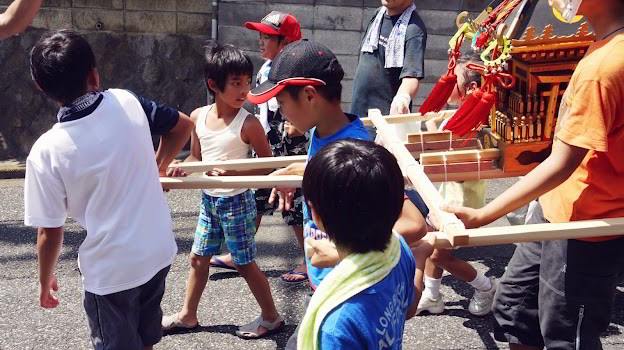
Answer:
[{"left": 297, "top": 232, "right": 402, "bottom": 350}]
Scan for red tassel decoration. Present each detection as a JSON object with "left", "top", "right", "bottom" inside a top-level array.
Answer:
[
  {"left": 443, "top": 90, "right": 483, "bottom": 132},
  {"left": 444, "top": 91, "right": 496, "bottom": 137},
  {"left": 419, "top": 74, "right": 457, "bottom": 113}
]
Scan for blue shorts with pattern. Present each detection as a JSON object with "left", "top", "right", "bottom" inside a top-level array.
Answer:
[{"left": 192, "top": 190, "right": 257, "bottom": 265}]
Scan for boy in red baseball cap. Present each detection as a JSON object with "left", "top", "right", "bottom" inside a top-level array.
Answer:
[{"left": 210, "top": 12, "right": 309, "bottom": 284}]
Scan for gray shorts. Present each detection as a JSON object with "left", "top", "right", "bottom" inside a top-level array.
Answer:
[
  {"left": 83, "top": 266, "right": 170, "bottom": 350},
  {"left": 493, "top": 201, "right": 624, "bottom": 349}
]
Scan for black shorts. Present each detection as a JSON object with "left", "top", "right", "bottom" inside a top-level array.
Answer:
[
  {"left": 493, "top": 202, "right": 624, "bottom": 349},
  {"left": 84, "top": 266, "right": 170, "bottom": 350},
  {"left": 255, "top": 188, "right": 304, "bottom": 227}
]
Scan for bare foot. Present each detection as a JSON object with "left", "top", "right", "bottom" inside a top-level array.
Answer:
[
  {"left": 280, "top": 261, "right": 308, "bottom": 283},
  {"left": 210, "top": 253, "right": 236, "bottom": 270}
]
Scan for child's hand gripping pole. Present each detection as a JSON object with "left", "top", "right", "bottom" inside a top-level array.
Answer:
[{"left": 369, "top": 109, "right": 468, "bottom": 246}]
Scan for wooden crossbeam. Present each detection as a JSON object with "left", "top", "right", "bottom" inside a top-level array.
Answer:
[
  {"left": 169, "top": 155, "right": 307, "bottom": 173},
  {"left": 419, "top": 148, "right": 501, "bottom": 165},
  {"left": 361, "top": 110, "right": 456, "bottom": 126},
  {"left": 369, "top": 109, "right": 469, "bottom": 246},
  {"left": 424, "top": 218, "right": 624, "bottom": 249},
  {"left": 423, "top": 160, "right": 498, "bottom": 175},
  {"left": 160, "top": 175, "right": 302, "bottom": 190},
  {"left": 406, "top": 131, "right": 453, "bottom": 144},
  {"left": 406, "top": 139, "right": 481, "bottom": 154}
]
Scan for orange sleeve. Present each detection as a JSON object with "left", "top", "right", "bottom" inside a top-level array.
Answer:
[{"left": 555, "top": 80, "right": 613, "bottom": 152}]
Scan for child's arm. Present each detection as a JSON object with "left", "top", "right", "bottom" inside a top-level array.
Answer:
[
  {"left": 445, "top": 139, "right": 588, "bottom": 228},
  {"left": 306, "top": 238, "right": 340, "bottom": 268},
  {"left": 394, "top": 198, "right": 427, "bottom": 242},
  {"left": 126, "top": 91, "right": 194, "bottom": 175},
  {"left": 167, "top": 108, "right": 202, "bottom": 177},
  {"left": 155, "top": 111, "right": 193, "bottom": 176},
  {"left": 0, "top": 0, "right": 42, "bottom": 39},
  {"left": 219, "top": 115, "right": 273, "bottom": 176},
  {"left": 37, "top": 226, "right": 63, "bottom": 308}
]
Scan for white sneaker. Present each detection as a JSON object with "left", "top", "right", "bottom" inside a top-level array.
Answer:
[
  {"left": 468, "top": 277, "right": 497, "bottom": 316},
  {"left": 416, "top": 293, "right": 445, "bottom": 315}
]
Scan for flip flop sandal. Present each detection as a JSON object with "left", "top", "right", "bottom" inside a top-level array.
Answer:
[
  {"left": 236, "top": 315, "right": 285, "bottom": 339},
  {"left": 161, "top": 314, "right": 199, "bottom": 332},
  {"left": 209, "top": 256, "right": 237, "bottom": 271},
  {"left": 280, "top": 269, "right": 308, "bottom": 284}
]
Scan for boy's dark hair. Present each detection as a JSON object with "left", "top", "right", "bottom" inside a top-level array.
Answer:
[
  {"left": 204, "top": 44, "right": 253, "bottom": 96},
  {"left": 302, "top": 139, "right": 404, "bottom": 254},
  {"left": 30, "top": 30, "right": 96, "bottom": 105},
  {"left": 284, "top": 81, "right": 343, "bottom": 103}
]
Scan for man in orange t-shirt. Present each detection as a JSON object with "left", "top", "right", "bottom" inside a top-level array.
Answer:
[{"left": 446, "top": 0, "right": 624, "bottom": 348}]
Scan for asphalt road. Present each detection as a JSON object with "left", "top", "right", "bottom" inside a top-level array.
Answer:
[{"left": 1, "top": 178, "right": 623, "bottom": 349}]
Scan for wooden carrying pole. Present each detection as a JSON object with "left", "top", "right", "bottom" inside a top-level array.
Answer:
[
  {"left": 169, "top": 155, "right": 307, "bottom": 173},
  {"left": 160, "top": 175, "right": 302, "bottom": 190},
  {"left": 424, "top": 217, "right": 624, "bottom": 249},
  {"left": 361, "top": 110, "right": 456, "bottom": 126},
  {"left": 368, "top": 109, "right": 469, "bottom": 246}
]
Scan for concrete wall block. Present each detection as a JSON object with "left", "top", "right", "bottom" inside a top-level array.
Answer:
[
  {"left": 72, "top": 0, "right": 123, "bottom": 9},
  {"left": 419, "top": 10, "right": 459, "bottom": 36},
  {"left": 40, "top": 0, "right": 73, "bottom": 7},
  {"left": 424, "top": 59, "right": 449, "bottom": 83},
  {"left": 73, "top": 8, "right": 124, "bottom": 31},
  {"left": 125, "top": 0, "right": 176, "bottom": 11},
  {"left": 461, "top": 0, "right": 490, "bottom": 12},
  {"left": 266, "top": 3, "right": 314, "bottom": 29},
  {"left": 335, "top": 54, "right": 358, "bottom": 80},
  {"left": 341, "top": 79, "right": 354, "bottom": 103},
  {"left": 425, "top": 34, "right": 452, "bottom": 60},
  {"left": 268, "top": 0, "right": 314, "bottom": 5},
  {"left": 218, "top": 2, "right": 267, "bottom": 27},
  {"left": 362, "top": 7, "right": 377, "bottom": 31},
  {"left": 313, "top": 29, "right": 361, "bottom": 55},
  {"left": 31, "top": 7, "right": 72, "bottom": 30},
  {"left": 125, "top": 11, "right": 177, "bottom": 33},
  {"left": 218, "top": 25, "right": 258, "bottom": 51},
  {"left": 177, "top": 0, "right": 212, "bottom": 14},
  {"left": 314, "top": 5, "right": 362, "bottom": 31},
  {"left": 416, "top": 0, "right": 463, "bottom": 11},
  {"left": 363, "top": 0, "right": 380, "bottom": 7},
  {"left": 177, "top": 12, "right": 212, "bottom": 35},
  {"left": 316, "top": 0, "right": 363, "bottom": 7},
  {"left": 301, "top": 27, "right": 313, "bottom": 40}
]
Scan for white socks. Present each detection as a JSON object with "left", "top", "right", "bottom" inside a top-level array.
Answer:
[
  {"left": 423, "top": 276, "right": 442, "bottom": 299},
  {"left": 468, "top": 273, "right": 492, "bottom": 292},
  {"left": 424, "top": 273, "right": 492, "bottom": 300}
]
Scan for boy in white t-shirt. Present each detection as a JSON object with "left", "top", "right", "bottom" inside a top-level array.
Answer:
[
  {"left": 162, "top": 44, "right": 284, "bottom": 339},
  {"left": 25, "top": 30, "right": 194, "bottom": 349}
]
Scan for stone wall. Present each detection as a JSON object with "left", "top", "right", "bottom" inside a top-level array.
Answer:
[
  {"left": 0, "top": 0, "right": 213, "bottom": 158},
  {"left": 0, "top": 0, "right": 493, "bottom": 159},
  {"left": 217, "top": 0, "right": 490, "bottom": 111}
]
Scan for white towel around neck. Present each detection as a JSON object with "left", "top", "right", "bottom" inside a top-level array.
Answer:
[{"left": 361, "top": 3, "right": 416, "bottom": 68}]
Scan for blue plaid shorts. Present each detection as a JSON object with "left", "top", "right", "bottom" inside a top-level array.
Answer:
[{"left": 192, "top": 190, "right": 257, "bottom": 265}]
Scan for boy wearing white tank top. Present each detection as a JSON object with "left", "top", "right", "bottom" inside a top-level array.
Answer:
[{"left": 162, "top": 45, "right": 284, "bottom": 339}]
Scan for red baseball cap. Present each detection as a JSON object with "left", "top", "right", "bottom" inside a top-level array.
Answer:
[{"left": 244, "top": 11, "right": 302, "bottom": 42}]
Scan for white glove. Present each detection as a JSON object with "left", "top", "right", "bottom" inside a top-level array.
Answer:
[{"left": 389, "top": 92, "right": 411, "bottom": 115}]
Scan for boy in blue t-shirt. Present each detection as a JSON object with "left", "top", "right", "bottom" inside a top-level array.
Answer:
[
  {"left": 248, "top": 40, "right": 425, "bottom": 349},
  {"left": 300, "top": 139, "right": 417, "bottom": 349},
  {"left": 247, "top": 40, "right": 371, "bottom": 289}
]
